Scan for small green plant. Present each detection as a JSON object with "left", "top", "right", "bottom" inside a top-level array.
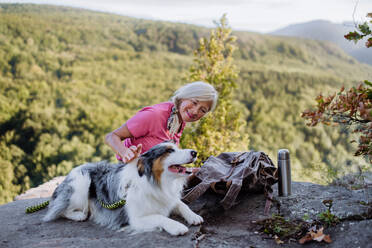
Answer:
[
  {"left": 351, "top": 184, "right": 365, "bottom": 190},
  {"left": 318, "top": 200, "right": 339, "bottom": 227},
  {"left": 273, "top": 225, "right": 283, "bottom": 235},
  {"left": 318, "top": 210, "right": 339, "bottom": 227},
  {"left": 359, "top": 200, "right": 368, "bottom": 206},
  {"left": 302, "top": 213, "right": 310, "bottom": 221},
  {"left": 257, "top": 214, "right": 309, "bottom": 241}
]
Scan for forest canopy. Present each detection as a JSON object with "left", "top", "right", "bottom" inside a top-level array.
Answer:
[{"left": 0, "top": 4, "right": 371, "bottom": 204}]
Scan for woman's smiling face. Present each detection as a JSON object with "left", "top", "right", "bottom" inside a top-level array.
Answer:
[{"left": 178, "top": 98, "right": 213, "bottom": 122}]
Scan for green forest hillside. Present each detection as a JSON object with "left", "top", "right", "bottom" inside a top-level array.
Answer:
[{"left": 0, "top": 4, "right": 371, "bottom": 204}]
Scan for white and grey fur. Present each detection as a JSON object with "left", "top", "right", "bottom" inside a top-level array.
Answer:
[{"left": 42, "top": 142, "right": 203, "bottom": 235}]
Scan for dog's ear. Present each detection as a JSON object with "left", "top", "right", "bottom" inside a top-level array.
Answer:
[
  {"left": 136, "top": 158, "right": 145, "bottom": 177},
  {"left": 143, "top": 157, "right": 153, "bottom": 180},
  {"left": 138, "top": 144, "right": 169, "bottom": 184},
  {"left": 137, "top": 154, "right": 154, "bottom": 179}
]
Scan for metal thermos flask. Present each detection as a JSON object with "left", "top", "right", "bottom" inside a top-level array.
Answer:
[{"left": 278, "top": 149, "right": 291, "bottom": 196}]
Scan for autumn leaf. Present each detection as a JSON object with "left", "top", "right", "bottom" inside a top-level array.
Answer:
[
  {"left": 274, "top": 235, "right": 284, "bottom": 244},
  {"left": 299, "top": 233, "right": 312, "bottom": 244},
  {"left": 312, "top": 227, "right": 325, "bottom": 242},
  {"left": 323, "top": 234, "right": 332, "bottom": 243},
  {"left": 344, "top": 31, "right": 361, "bottom": 42},
  {"left": 298, "top": 226, "right": 332, "bottom": 244},
  {"left": 366, "top": 38, "right": 372, "bottom": 48}
]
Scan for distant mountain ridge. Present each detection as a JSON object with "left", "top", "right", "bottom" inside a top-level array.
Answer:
[{"left": 270, "top": 20, "right": 372, "bottom": 65}]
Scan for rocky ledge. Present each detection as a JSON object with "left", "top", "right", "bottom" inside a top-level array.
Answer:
[{"left": 0, "top": 180, "right": 371, "bottom": 248}]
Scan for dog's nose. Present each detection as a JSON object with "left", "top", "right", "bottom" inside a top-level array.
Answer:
[{"left": 191, "top": 150, "right": 197, "bottom": 158}]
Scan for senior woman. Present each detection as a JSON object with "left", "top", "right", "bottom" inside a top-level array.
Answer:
[{"left": 105, "top": 81, "right": 218, "bottom": 163}]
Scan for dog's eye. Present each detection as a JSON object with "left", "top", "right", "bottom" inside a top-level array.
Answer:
[{"left": 166, "top": 148, "right": 175, "bottom": 153}]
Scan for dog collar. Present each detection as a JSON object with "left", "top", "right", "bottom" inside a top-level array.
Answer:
[{"left": 98, "top": 199, "right": 126, "bottom": 210}]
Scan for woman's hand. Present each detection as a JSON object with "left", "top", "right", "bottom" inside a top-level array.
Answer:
[
  {"left": 105, "top": 124, "right": 142, "bottom": 163},
  {"left": 122, "top": 144, "right": 142, "bottom": 163}
]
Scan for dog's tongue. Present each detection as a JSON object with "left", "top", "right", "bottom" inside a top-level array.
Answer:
[
  {"left": 169, "top": 165, "right": 193, "bottom": 174},
  {"left": 168, "top": 165, "right": 181, "bottom": 173}
]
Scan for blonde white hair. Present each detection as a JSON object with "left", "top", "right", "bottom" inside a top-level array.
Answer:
[
  {"left": 167, "top": 81, "right": 218, "bottom": 136},
  {"left": 171, "top": 81, "right": 218, "bottom": 111}
]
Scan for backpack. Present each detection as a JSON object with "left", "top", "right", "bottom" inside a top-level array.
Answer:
[{"left": 182, "top": 151, "right": 278, "bottom": 214}]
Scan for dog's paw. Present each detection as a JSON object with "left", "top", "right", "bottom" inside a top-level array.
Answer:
[
  {"left": 118, "top": 226, "right": 140, "bottom": 235},
  {"left": 185, "top": 212, "right": 204, "bottom": 225},
  {"left": 64, "top": 211, "right": 88, "bottom": 222},
  {"left": 165, "top": 222, "right": 189, "bottom": 236}
]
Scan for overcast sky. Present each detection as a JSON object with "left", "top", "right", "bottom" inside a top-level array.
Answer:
[{"left": 1, "top": 0, "right": 371, "bottom": 33}]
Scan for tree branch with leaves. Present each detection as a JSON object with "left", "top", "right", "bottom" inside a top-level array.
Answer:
[
  {"left": 302, "top": 13, "right": 372, "bottom": 162},
  {"left": 344, "top": 13, "right": 372, "bottom": 48}
]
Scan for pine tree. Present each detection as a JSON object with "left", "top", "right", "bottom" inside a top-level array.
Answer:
[{"left": 180, "top": 15, "right": 249, "bottom": 165}]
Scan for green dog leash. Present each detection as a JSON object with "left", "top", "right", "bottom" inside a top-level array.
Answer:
[
  {"left": 26, "top": 198, "right": 126, "bottom": 213},
  {"left": 98, "top": 199, "right": 126, "bottom": 210},
  {"left": 25, "top": 200, "right": 50, "bottom": 213}
]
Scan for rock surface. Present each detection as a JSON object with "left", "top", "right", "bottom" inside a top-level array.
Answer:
[
  {"left": 1, "top": 181, "right": 371, "bottom": 248},
  {"left": 14, "top": 177, "right": 65, "bottom": 201}
]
